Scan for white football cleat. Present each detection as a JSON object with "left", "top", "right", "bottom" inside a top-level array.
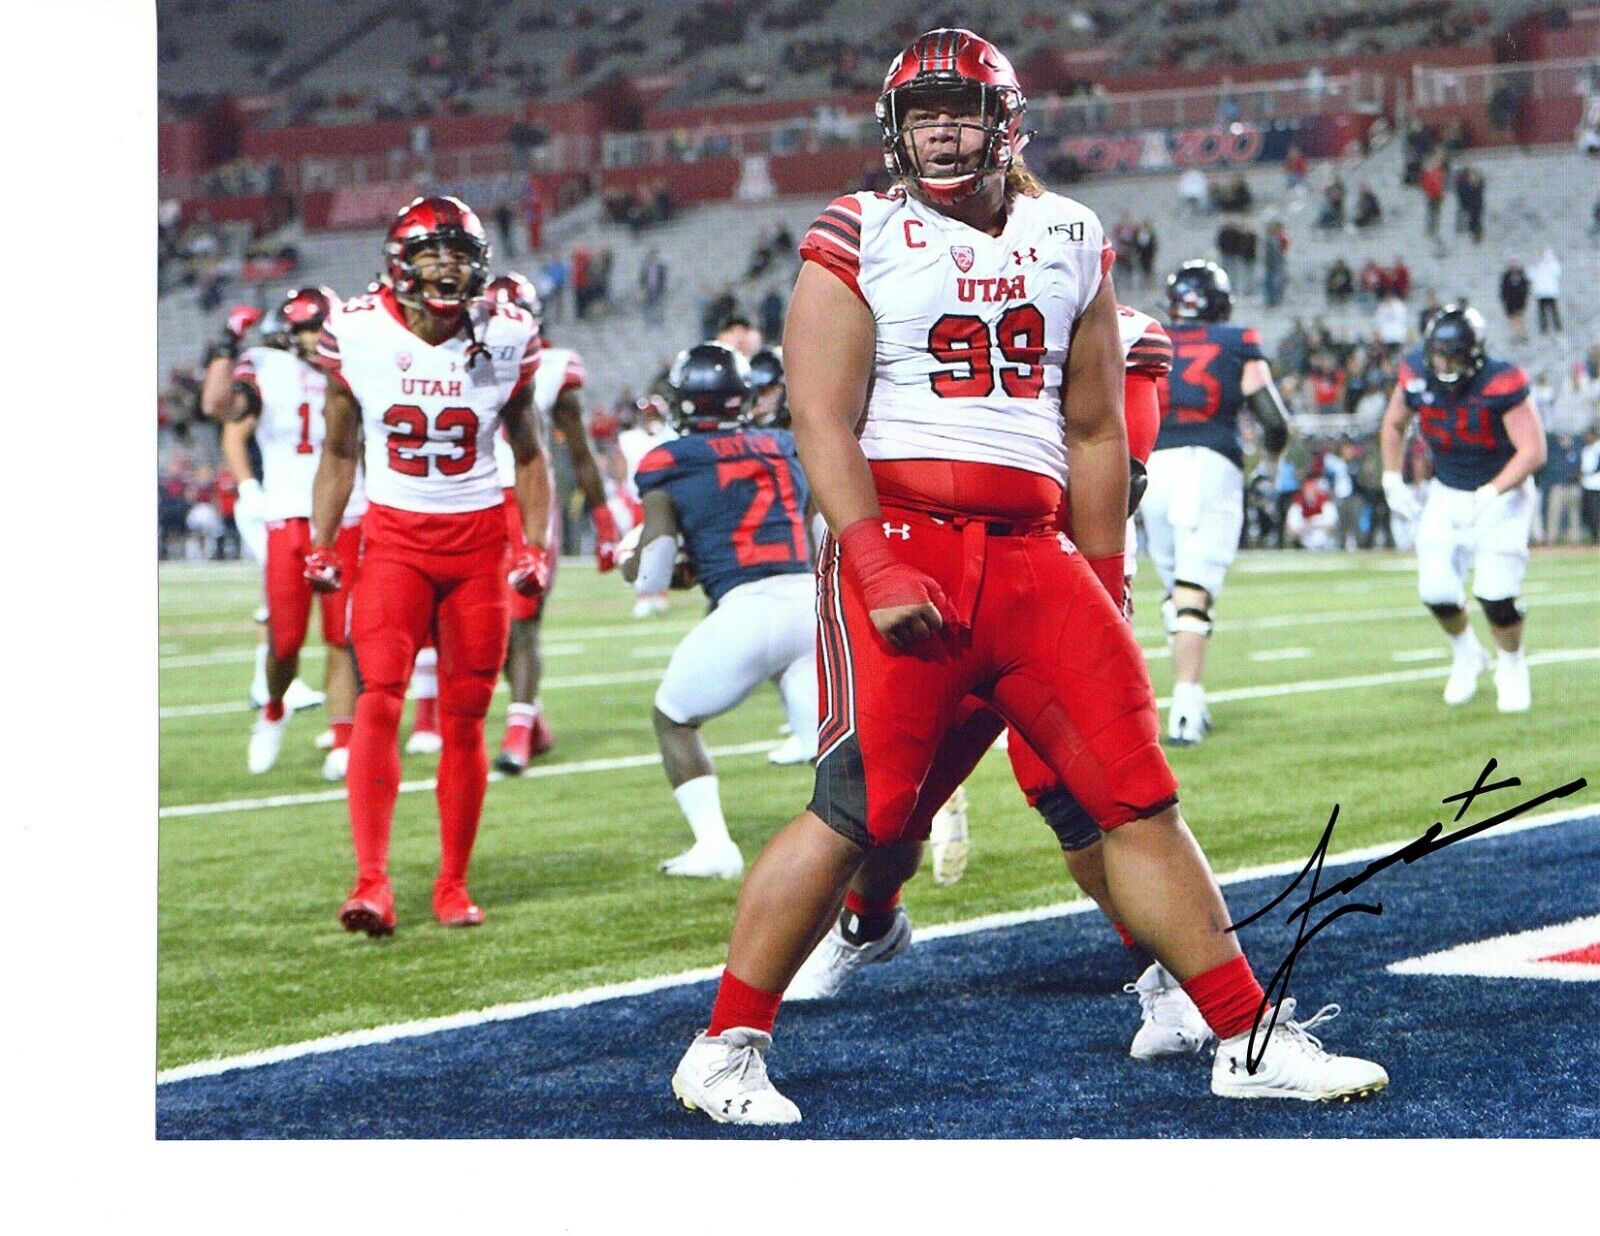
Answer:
[
  {"left": 1442, "top": 643, "right": 1490, "bottom": 706},
  {"left": 1126, "top": 963, "right": 1216, "bottom": 1059},
  {"left": 313, "top": 728, "right": 336, "bottom": 750},
  {"left": 404, "top": 729, "right": 443, "bottom": 755},
  {"left": 766, "top": 734, "right": 816, "bottom": 766},
  {"left": 1166, "top": 705, "right": 1211, "bottom": 747},
  {"left": 787, "top": 907, "right": 912, "bottom": 1001},
  {"left": 1211, "top": 998, "right": 1388, "bottom": 1102},
  {"left": 1494, "top": 655, "right": 1531, "bottom": 713},
  {"left": 283, "top": 678, "right": 326, "bottom": 713},
  {"left": 671, "top": 1028, "right": 801, "bottom": 1125},
  {"left": 929, "top": 783, "right": 970, "bottom": 886},
  {"left": 321, "top": 746, "right": 350, "bottom": 782},
  {"left": 660, "top": 840, "right": 744, "bottom": 879},
  {"left": 247, "top": 713, "right": 289, "bottom": 774}
]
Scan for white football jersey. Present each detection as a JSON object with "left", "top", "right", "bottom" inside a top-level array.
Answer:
[
  {"left": 234, "top": 347, "right": 327, "bottom": 521},
  {"left": 800, "top": 187, "right": 1112, "bottom": 487},
  {"left": 618, "top": 422, "right": 678, "bottom": 501},
  {"left": 1117, "top": 305, "right": 1171, "bottom": 376},
  {"left": 318, "top": 286, "right": 539, "bottom": 514},
  {"left": 494, "top": 345, "right": 587, "bottom": 487}
]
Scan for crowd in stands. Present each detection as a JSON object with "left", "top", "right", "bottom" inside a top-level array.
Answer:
[{"left": 602, "top": 182, "right": 676, "bottom": 232}]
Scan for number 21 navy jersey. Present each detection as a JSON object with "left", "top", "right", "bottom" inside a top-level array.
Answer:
[
  {"left": 1398, "top": 348, "right": 1528, "bottom": 491},
  {"left": 634, "top": 428, "right": 812, "bottom": 606},
  {"left": 1156, "top": 322, "right": 1266, "bottom": 468}
]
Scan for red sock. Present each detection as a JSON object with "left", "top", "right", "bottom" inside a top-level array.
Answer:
[
  {"left": 435, "top": 712, "right": 487, "bottom": 883},
  {"left": 263, "top": 698, "right": 285, "bottom": 722},
  {"left": 413, "top": 696, "right": 439, "bottom": 734},
  {"left": 1112, "top": 921, "right": 1137, "bottom": 950},
  {"left": 708, "top": 969, "right": 783, "bottom": 1036},
  {"left": 843, "top": 888, "right": 901, "bottom": 917},
  {"left": 346, "top": 691, "right": 403, "bottom": 882},
  {"left": 331, "top": 719, "right": 353, "bottom": 751},
  {"left": 1181, "top": 954, "right": 1266, "bottom": 1041}
]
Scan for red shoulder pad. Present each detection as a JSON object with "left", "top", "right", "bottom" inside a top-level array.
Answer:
[
  {"left": 1241, "top": 327, "right": 1263, "bottom": 348},
  {"left": 1481, "top": 366, "right": 1529, "bottom": 399},
  {"left": 636, "top": 445, "right": 676, "bottom": 476}
]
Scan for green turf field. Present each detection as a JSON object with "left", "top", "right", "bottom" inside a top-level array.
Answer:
[{"left": 157, "top": 549, "right": 1600, "bottom": 1070}]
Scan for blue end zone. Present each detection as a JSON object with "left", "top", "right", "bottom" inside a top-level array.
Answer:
[{"left": 158, "top": 814, "right": 1600, "bottom": 1139}]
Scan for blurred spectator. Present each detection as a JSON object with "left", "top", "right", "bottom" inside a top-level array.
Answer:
[
  {"left": 1274, "top": 453, "right": 1299, "bottom": 548},
  {"left": 759, "top": 285, "right": 785, "bottom": 343},
  {"left": 1132, "top": 220, "right": 1159, "bottom": 291},
  {"left": 1216, "top": 221, "right": 1245, "bottom": 292},
  {"left": 1528, "top": 246, "right": 1563, "bottom": 335},
  {"left": 1499, "top": 258, "right": 1530, "bottom": 342},
  {"left": 1357, "top": 258, "right": 1385, "bottom": 307},
  {"left": 1375, "top": 294, "right": 1409, "bottom": 356},
  {"left": 538, "top": 253, "right": 569, "bottom": 322},
  {"left": 1542, "top": 431, "right": 1584, "bottom": 545},
  {"left": 640, "top": 247, "right": 667, "bottom": 325},
  {"left": 1316, "top": 174, "right": 1346, "bottom": 231},
  {"left": 1178, "top": 166, "right": 1208, "bottom": 214},
  {"left": 1286, "top": 475, "right": 1338, "bottom": 550},
  {"left": 1580, "top": 427, "right": 1600, "bottom": 543},
  {"left": 571, "top": 245, "right": 594, "bottom": 319},
  {"left": 1307, "top": 353, "right": 1345, "bottom": 412},
  {"left": 1283, "top": 143, "right": 1308, "bottom": 192},
  {"left": 493, "top": 196, "right": 518, "bottom": 260},
  {"left": 1454, "top": 165, "right": 1486, "bottom": 243},
  {"left": 702, "top": 285, "right": 737, "bottom": 338},
  {"left": 1352, "top": 182, "right": 1382, "bottom": 229},
  {"left": 1419, "top": 153, "right": 1445, "bottom": 239},
  {"left": 1325, "top": 258, "right": 1354, "bottom": 306},
  {"left": 1261, "top": 221, "right": 1288, "bottom": 308},
  {"left": 1238, "top": 220, "right": 1259, "bottom": 296},
  {"left": 1213, "top": 173, "right": 1253, "bottom": 213},
  {"left": 1386, "top": 257, "right": 1411, "bottom": 301},
  {"left": 1323, "top": 441, "right": 1361, "bottom": 550},
  {"left": 1418, "top": 290, "right": 1444, "bottom": 337}
]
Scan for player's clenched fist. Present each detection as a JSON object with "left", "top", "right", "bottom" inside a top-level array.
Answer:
[
  {"left": 839, "top": 518, "right": 956, "bottom": 652},
  {"left": 303, "top": 546, "right": 343, "bottom": 593},
  {"left": 227, "top": 304, "right": 265, "bottom": 339},
  {"left": 508, "top": 545, "right": 552, "bottom": 597},
  {"left": 591, "top": 504, "right": 621, "bottom": 573}
]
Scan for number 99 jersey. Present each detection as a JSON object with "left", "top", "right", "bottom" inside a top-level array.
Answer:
[
  {"left": 634, "top": 429, "right": 812, "bottom": 607},
  {"left": 1156, "top": 321, "right": 1266, "bottom": 468},
  {"left": 799, "top": 188, "right": 1112, "bottom": 489},
  {"left": 317, "top": 284, "right": 540, "bottom": 514}
]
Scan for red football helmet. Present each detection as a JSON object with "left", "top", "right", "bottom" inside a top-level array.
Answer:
[
  {"left": 384, "top": 196, "right": 491, "bottom": 316},
  {"left": 280, "top": 285, "right": 338, "bottom": 332},
  {"left": 483, "top": 271, "right": 542, "bottom": 319},
  {"left": 875, "top": 28, "right": 1028, "bottom": 205}
]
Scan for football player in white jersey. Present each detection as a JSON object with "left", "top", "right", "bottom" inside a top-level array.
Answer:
[
  {"left": 616, "top": 395, "right": 678, "bottom": 617},
  {"left": 482, "top": 273, "right": 622, "bottom": 774},
  {"left": 307, "top": 196, "right": 554, "bottom": 937},
  {"left": 204, "top": 288, "right": 364, "bottom": 778},
  {"left": 671, "top": 29, "right": 1385, "bottom": 1124}
]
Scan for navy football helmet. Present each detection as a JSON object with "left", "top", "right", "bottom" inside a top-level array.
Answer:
[
  {"left": 748, "top": 346, "right": 788, "bottom": 428},
  {"left": 1167, "top": 259, "right": 1233, "bottom": 323},
  {"left": 1423, "top": 304, "right": 1487, "bottom": 387},
  {"left": 666, "top": 343, "right": 753, "bottom": 433}
]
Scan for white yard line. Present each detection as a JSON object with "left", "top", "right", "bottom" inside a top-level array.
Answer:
[
  {"left": 1250, "top": 647, "right": 1312, "bottom": 662},
  {"left": 158, "top": 648, "right": 1600, "bottom": 817},
  {"left": 1392, "top": 648, "right": 1449, "bottom": 663},
  {"left": 156, "top": 803, "right": 1600, "bottom": 1085}
]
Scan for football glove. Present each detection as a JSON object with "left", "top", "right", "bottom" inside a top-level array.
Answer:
[
  {"left": 591, "top": 504, "right": 621, "bottom": 573},
  {"left": 303, "top": 547, "right": 343, "bottom": 593},
  {"left": 508, "top": 545, "right": 552, "bottom": 598},
  {"left": 1382, "top": 471, "right": 1421, "bottom": 521},
  {"left": 227, "top": 304, "right": 265, "bottom": 339}
]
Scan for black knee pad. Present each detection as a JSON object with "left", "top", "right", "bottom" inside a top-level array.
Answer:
[
  {"left": 1035, "top": 788, "right": 1103, "bottom": 852},
  {"left": 1426, "top": 601, "right": 1465, "bottom": 622},
  {"left": 1478, "top": 595, "right": 1523, "bottom": 628}
]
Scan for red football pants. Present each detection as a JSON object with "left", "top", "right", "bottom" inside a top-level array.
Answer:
[
  {"left": 810, "top": 506, "right": 1176, "bottom": 848},
  {"left": 263, "top": 519, "right": 360, "bottom": 661},
  {"left": 345, "top": 507, "right": 509, "bottom": 882}
]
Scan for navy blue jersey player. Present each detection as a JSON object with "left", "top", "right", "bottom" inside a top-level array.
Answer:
[
  {"left": 1380, "top": 305, "right": 1546, "bottom": 711},
  {"left": 1143, "top": 260, "right": 1290, "bottom": 745},
  {"left": 623, "top": 343, "right": 820, "bottom": 878}
]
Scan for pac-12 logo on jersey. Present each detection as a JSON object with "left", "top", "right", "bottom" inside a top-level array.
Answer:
[{"left": 951, "top": 246, "right": 974, "bottom": 272}]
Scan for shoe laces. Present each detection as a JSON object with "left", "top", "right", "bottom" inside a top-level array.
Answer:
[
  {"left": 706, "top": 1034, "right": 773, "bottom": 1093},
  {"left": 1268, "top": 997, "right": 1341, "bottom": 1059}
]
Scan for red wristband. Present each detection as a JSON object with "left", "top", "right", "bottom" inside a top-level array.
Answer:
[
  {"left": 837, "top": 517, "right": 898, "bottom": 589},
  {"left": 1086, "top": 552, "right": 1125, "bottom": 603}
]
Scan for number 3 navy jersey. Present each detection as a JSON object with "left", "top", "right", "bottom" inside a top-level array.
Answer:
[
  {"left": 1398, "top": 348, "right": 1528, "bottom": 491},
  {"left": 1155, "top": 322, "right": 1266, "bottom": 468},
  {"left": 634, "top": 428, "right": 812, "bottom": 606}
]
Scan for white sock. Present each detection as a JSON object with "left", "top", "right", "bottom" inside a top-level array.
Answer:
[
  {"left": 1448, "top": 627, "right": 1482, "bottom": 656},
  {"left": 411, "top": 647, "right": 439, "bottom": 700},
  {"left": 673, "top": 775, "right": 732, "bottom": 848},
  {"left": 1497, "top": 646, "right": 1525, "bottom": 666},
  {"left": 508, "top": 701, "right": 539, "bottom": 725},
  {"left": 1172, "top": 681, "right": 1206, "bottom": 714},
  {"left": 251, "top": 643, "right": 269, "bottom": 695}
]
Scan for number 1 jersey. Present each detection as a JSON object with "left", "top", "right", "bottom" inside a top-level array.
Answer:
[
  {"left": 317, "top": 285, "right": 540, "bottom": 514},
  {"left": 799, "top": 187, "right": 1112, "bottom": 489}
]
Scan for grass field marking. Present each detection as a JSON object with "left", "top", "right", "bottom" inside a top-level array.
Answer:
[
  {"left": 155, "top": 804, "right": 1600, "bottom": 1085},
  {"left": 1391, "top": 648, "right": 1450, "bottom": 662},
  {"left": 1239, "top": 590, "right": 1597, "bottom": 632},
  {"left": 158, "top": 647, "right": 1600, "bottom": 815},
  {"left": 1249, "top": 647, "right": 1312, "bottom": 662},
  {"left": 158, "top": 739, "right": 784, "bottom": 819}
]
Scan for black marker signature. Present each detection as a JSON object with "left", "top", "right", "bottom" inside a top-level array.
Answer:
[{"left": 1226, "top": 759, "right": 1589, "bottom": 1071}]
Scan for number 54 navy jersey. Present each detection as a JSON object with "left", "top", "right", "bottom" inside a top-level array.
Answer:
[
  {"left": 1156, "top": 322, "right": 1266, "bottom": 468},
  {"left": 634, "top": 429, "right": 812, "bottom": 606},
  {"left": 1398, "top": 348, "right": 1528, "bottom": 491}
]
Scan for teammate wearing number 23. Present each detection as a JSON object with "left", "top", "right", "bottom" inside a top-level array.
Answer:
[
  {"left": 627, "top": 342, "right": 818, "bottom": 880},
  {"left": 309, "top": 195, "right": 556, "bottom": 936}
]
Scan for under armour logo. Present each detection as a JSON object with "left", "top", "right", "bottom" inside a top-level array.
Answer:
[
  {"left": 1013, "top": 246, "right": 1038, "bottom": 265},
  {"left": 721, "top": 1098, "right": 752, "bottom": 1115},
  {"left": 883, "top": 522, "right": 911, "bottom": 540}
]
